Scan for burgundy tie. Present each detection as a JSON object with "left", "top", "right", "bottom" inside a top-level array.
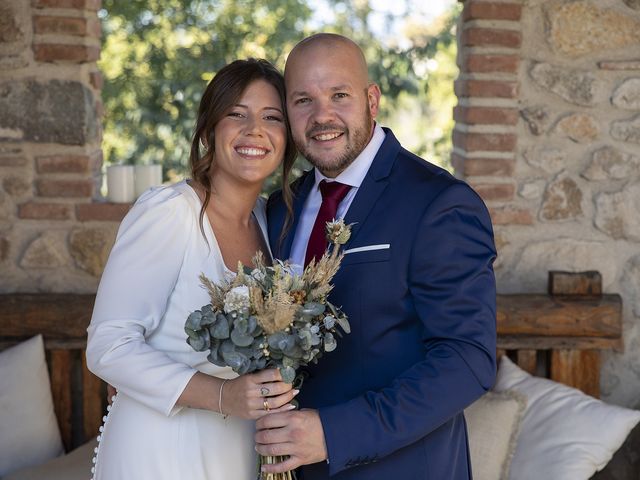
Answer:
[{"left": 304, "top": 180, "right": 351, "bottom": 267}]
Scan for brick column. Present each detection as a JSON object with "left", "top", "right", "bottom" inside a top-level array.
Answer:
[
  {"left": 0, "top": 0, "right": 127, "bottom": 292},
  {"left": 28, "top": 0, "right": 103, "bottom": 216},
  {"left": 452, "top": 0, "right": 532, "bottom": 225}
]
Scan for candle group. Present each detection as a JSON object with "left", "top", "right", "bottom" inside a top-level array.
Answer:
[{"left": 106, "top": 164, "right": 162, "bottom": 203}]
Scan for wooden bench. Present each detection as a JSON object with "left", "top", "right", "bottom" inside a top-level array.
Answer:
[
  {"left": 497, "top": 270, "right": 622, "bottom": 398},
  {"left": 0, "top": 271, "right": 622, "bottom": 452}
]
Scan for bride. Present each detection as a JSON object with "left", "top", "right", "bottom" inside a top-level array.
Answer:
[{"left": 86, "top": 58, "right": 298, "bottom": 479}]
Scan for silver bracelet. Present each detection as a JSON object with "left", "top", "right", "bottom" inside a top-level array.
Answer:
[{"left": 219, "top": 379, "right": 229, "bottom": 418}]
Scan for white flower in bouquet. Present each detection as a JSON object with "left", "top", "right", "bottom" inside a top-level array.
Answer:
[{"left": 223, "top": 285, "right": 251, "bottom": 314}]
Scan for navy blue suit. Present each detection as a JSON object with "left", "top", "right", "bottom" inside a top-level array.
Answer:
[{"left": 267, "top": 129, "right": 497, "bottom": 479}]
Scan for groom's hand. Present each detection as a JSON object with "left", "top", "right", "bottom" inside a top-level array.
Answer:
[{"left": 254, "top": 408, "right": 327, "bottom": 473}]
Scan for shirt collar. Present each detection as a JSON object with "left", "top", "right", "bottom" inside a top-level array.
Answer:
[{"left": 313, "top": 123, "right": 386, "bottom": 189}]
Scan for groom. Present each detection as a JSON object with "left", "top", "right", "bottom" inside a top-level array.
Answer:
[{"left": 257, "top": 33, "right": 497, "bottom": 479}]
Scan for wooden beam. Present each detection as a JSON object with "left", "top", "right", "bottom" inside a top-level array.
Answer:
[
  {"left": 0, "top": 291, "right": 624, "bottom": 352},
  {"left": 49, "top": 349, "right": 73, "bottom": 452},
  {"left": 82, "top": 351, "right": 104, "bottom": 442},
  {"left": 497, "top": 294, "right": 622, "bottom": 338},
  {"left": 550, "top": 349, "right": 600, "bottom": 397},
  {"left": 0, "top": 294, "right": 95, "bottom": 341},
  {"left": 0, "top": 292, "right": 623, "bottom": 339},
  {"left": 548, "top": 270, "right": 602, "bottom": 296},
  {"left": 497, "top": 335, "right": 622, "bottom": 351},
  {"left": 515, "top": 349, "right": 537, "bottom": 375}
]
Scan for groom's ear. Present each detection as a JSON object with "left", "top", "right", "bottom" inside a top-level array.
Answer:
[{"left": 367, "top": 83, "right": 381, "bottom": 119}]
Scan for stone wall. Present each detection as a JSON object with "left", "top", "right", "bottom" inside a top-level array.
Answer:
[
  {"left": 0, "top": 0, "right": 126, "bottom": 293},
  {"left": 455, "top": 0, "right": 640, "bottom": 409}
]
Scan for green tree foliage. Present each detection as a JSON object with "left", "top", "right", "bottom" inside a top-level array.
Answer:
[
  {"left": 99, "top": 0, "right": 460, "bottom": 191},
  {"left": 100, "top": 0, "right": 312, "bottom": 180}
]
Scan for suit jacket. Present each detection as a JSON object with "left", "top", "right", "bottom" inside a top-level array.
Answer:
[{"left": 267, "top": 128, "right": 497, "bottom": 479}]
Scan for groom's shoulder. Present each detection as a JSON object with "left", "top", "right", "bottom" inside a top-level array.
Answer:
[
  {"left": 391, "top": 145, "right": 462, "bottom": 193},
  {"left": 379, "top": 128, "right": 455, "bottom": 188},
  {"left": 386, "top": 145, "right": 492, "bottom": 217}
]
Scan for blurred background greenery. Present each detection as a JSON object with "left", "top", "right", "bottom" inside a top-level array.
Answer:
[{"left": 98, "top": 0, "right": 460, "bottom": 194}]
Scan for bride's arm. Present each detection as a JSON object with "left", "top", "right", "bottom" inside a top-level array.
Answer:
[
  {"left": 86, "top": 189, "right": 199, "bottom": 417},
  {"left": 105, "top": 369, "right": 298, "bottom": 419}
]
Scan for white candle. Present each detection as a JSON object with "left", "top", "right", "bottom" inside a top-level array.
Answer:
[
  {"left": 134, "top": 164, "right": 163, "bottom": 198},
  {"left": 106, "top": 165, "right": 135, "bottom": 203}
]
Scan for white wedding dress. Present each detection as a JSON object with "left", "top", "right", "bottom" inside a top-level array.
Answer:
[{"left": 86, "top": 181, "right": 263, "bottom": 479}]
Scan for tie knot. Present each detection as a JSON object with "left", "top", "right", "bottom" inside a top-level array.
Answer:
[{"left": 319, "top": 180, "right": 351, "bottom": 203}]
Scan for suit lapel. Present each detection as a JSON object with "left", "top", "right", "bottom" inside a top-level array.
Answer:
[{"left": 343, "top": 128, "right": 401, "bottom": 248}]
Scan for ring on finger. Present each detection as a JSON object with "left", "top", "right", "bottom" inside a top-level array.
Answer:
[
  {"left": 260, "top": 386, "right": 270, "bottom": 396},
  {"left": 263, "top": 399, "right": 270, "bottom": 411}
]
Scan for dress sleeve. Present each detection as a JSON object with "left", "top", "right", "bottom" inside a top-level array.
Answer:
[{"left": 86, "top": 187, "right": 198, "bottom": 416}]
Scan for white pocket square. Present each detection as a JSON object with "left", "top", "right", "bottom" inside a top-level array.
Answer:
[{"left": 343, "top": 244, "right": 390, "bottom": 255}]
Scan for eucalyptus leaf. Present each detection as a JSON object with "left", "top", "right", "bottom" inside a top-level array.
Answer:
[
  {"left": 298, "top": 329, "right": 312, "bottom": 350},
  {"left": 324, "top": 332, "right": 336, "bottom": 352},
  {"left": 277, "top": 335, "right": 297, "bottom": 354},
  {"left": 283, "top": 341, "right": 303, "bottom": 359},
  {"left": 200, "top": 307, "right": 215, "bottom": 325},
  {"left": 267, "top": 332, "right": 287, "bottom": 351},
  {"left": 219, "top": 339, "right": 236, "bottom": 356},
  {"left": 282, "top": 356, "right": 298, "bottom": 369},
  {"left": 336, "top": 316, "right": 351, "bottom": 334},
  {"left": 327, "top": 302, "right": 340, "bottom": 319},
  {"left": 187, "top": 336, "right": 208, "bottom": 352},
  {"left": 184, "top": 327, "right": 199, "bottom": 340},
  {"left": 234, "top": 316, "right": 249, "bottom": 335},
  {"left": 269, "top": 350, "right": 283, "bottom": 360},
  {"left": 185, "top": 311, "right": 203, "bottom": 330},
  {"left": 207, "top": 348, "right": 226, "bottom": 367},
  {"left": 208, "top": 339, "right": 222, "bottom": 362},
  {"left": 247, "top": 316, "right": 258, "bottom": 335},
  {"left": 237, "top": 345, "right": 257, "bottom": 358},
  {"left": 323, "top": 315, "right": 336, "bottom": 329},
  {"left": 251, "top": 357, "right": 268, "bottom": 371},
  {"left": 237, "top": 360, "right": 251, "bottom": 375},
  {"left": 211, "top": 313, "right": 230, "bottom": 339},
  {"left": 222, "top": 350, "right": 249, "bottom": 373},
  {"left": 302, "top": 302, "right": 325, "bottom": 317},
  {"left": 280, "top": 366, "right": 296, "bottom": 384},
  {"left": 201, "top": 304, "right": 214, "bottom": 315},
  {"left": 251, "top": 337, "right": 264, "bottom": 351}
]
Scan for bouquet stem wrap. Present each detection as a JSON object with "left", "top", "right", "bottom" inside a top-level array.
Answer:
[{"left": 259, "top": 456, "right": 295, "bottom": 480}]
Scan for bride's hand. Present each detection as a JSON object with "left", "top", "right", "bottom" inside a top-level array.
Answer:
[{"left": 223, "top": 369, "right": 298, "bottom": 420}]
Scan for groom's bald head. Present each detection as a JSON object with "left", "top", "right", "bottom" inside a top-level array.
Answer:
[{"left": 284, "top": 33, "right": 370, "bottom": 88}]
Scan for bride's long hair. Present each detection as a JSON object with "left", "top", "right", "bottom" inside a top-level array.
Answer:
[{"left": 189, "top": 58, "right": 296, "bottom": 240}]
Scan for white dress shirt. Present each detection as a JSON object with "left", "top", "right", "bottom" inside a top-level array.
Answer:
[{"left": 289, "top": 124, "right": 386, "bottom": 271}]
